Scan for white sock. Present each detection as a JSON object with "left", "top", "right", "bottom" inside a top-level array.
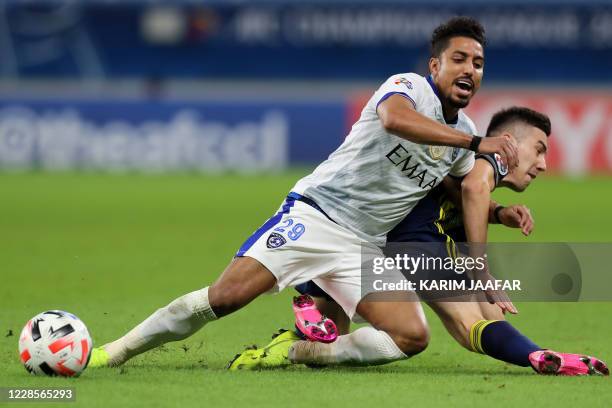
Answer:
[
  {"left": 104, "top": 287, "right": 217, "bottom": 366},
  {"left": 288, "top": 326, "right": 407, "bottom": 366}
]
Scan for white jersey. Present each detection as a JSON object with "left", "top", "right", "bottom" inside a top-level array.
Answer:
[{"left": 292, "top": 73, "right": 478, "bottom": 246}]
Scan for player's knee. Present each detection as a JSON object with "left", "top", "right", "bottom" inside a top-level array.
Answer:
[
  {"left": 208, "top": 257, "right": 276, "bottom": 317},
  {"left": 388, "top": 323, "right": 430, "bottom": 356},
  {"left": 208, "top": 281, "right": 250, "bottom": 317}
]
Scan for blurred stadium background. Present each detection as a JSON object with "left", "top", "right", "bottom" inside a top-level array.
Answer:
[{"left": 0, "top": 0, "right": 611, "bottom": 175}]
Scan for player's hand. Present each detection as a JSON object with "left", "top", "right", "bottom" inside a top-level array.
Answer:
[
  {"left": 484, "top": 285, "right": 518, "bottom": 315},
  {"left": 498, "top": 205, "right": 534, "bottom": 236},
  {"left": 477, "top": 134, "right": 519, "bottom": 170},
  {"left": 474, "top": 270, "right": 519, "bottom": 315}
]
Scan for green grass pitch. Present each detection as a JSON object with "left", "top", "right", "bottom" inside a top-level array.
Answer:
[{"left": 0, "top": 171, "right": 610, "bottom": 407}]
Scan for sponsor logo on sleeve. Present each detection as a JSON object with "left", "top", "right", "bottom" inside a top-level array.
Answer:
[
  {"left": 394, "top": 77, "right": 413, "bottom": 89},
  {"left": 494, "top": 153, "right": 509, "bottom": 176}
]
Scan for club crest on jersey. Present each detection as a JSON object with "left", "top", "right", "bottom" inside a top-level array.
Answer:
[
  {"left": 394, "top": 77, "right": 413, "bottom": 89},
  {"left": 494, "top": 153, "right": 509, "bottom": 176},
  {"left": 451, "top": 147, "right": 460, "bottom": 161},
  {"left": 429, "top": 145, "right": 447, "bottom": 160},
  {"left": 266, "top": 232, "right": 287, "bottom": 249}
]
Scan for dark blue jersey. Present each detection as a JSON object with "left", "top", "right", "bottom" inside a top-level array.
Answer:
[{"left": 386, "top": 183, "right": 465, "bottom": 244}]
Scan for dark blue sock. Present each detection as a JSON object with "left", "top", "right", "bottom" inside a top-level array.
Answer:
[
  {"left": 294, "top": 325, "right": 307, "bottom": 340},
  {"left": 478, "top": 320, "right": 541, "bottom": 367}
]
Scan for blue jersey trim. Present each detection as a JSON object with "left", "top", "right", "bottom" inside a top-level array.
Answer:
[
  {"left": 426, "top": 75, "right": 441, "bottom": 100},
  {"left": 287, "top": 192, "right": 336, "bottom": 224},
  {"left": 235, "top": 196, "right": 297, "bottom": 257},
  {"left": 376, "top": 91, "right": 417, "bottom": 110}
]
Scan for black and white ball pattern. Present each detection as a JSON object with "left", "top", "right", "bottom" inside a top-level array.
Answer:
[{"left": 18, "top": 310, "right": 92, "bottom": 376}]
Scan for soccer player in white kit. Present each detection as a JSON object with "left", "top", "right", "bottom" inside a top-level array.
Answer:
[{"left": 89, "top": 17, "right": 520, "bottom": 369}]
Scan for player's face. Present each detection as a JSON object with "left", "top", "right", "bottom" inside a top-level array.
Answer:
[
  {"left": 505, "top": 126, "right": 548, "bottom": 192},
  {"left": 430, "top": 36, "right": 484, "bottom": 109}
]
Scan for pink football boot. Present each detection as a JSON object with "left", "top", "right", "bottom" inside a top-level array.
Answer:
[
  {"left": 293, "top": 295, "right": 338, "bottom": 343},
  {"left": 529, "top": 350, "right": 609, "bottom": 376}
]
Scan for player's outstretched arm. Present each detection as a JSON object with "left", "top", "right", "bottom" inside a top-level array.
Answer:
[
  {"left": 377, "top": 95, "right": 518, "bottom": 169},
  {"left": 460, "top": 160, "right": 495, "bottom": 244},
  {"left": 377, "top": 94, "right": 472, "bottom": 148},
  {"left": 461, "top": 160, "right": 518, "bottom": 314}
]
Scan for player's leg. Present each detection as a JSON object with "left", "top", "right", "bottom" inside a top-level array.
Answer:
[
  {"left": 289, "top": 293, "right": 429, "bottom": 366},
  {"left": 225, "top": 197, "right": 435, "bottom": 369},
  {"left": 208, "top": 256, "right": 277, "bottom": 316},
  {"left": 477, "top": 299, "right": 504, "bottom": 320},
  {"left": 226, "top": 284, "right": 349, "bottom": 370},
  {"left": 94, "top": 256, "right": 276, "bottom": 367},
  {"left": 427, "top": 299, "right": 541, "bottom": 367},
  {"left": 286, "top": 241, "right": 430, "bottom": 367},
  {"left": 92, "top": 194, "right": 307, "bottom": 368},
  {"left": 477, "top": 301, "right": 608, "bottom": 375},
  {"left": 230, "top": 245, "right": 429, "bottom": 369},
  {"left": 295, "top": 281, "right": 351, "bottom": 335},
  {"left": 312, "top": 296, "right": 351, "bottom": 335}
]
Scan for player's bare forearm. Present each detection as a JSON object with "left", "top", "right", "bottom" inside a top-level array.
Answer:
[
  {"left": 377, "top": 94, "right": 519, "bottom": 169},
  {"left": 460, "top": 160, "right": 496, "bottom": 245},
  {"left": 461, "top": 176, "right": 491, "bottom": 245},
  {"left": 461, "top": 161, "right": 518, "bottom": 314},
  {"left": 377, "top": 95, "right": 473, "bottom": 149}
]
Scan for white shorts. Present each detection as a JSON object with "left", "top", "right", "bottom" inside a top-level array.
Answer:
[{"left": 236, "top": 194, "right": 401, "bottom": 320}]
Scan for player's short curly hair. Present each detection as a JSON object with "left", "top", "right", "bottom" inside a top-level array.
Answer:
[
  {"left": 486, "top": 107, "right": 552, "bottom": 137},
  {"left": 431, "top": 17, "right": 486, "bottom": 57}
]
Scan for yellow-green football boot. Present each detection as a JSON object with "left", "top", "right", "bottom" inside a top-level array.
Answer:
[
  {"left": 227, "top": 329, "right": 301, "bottom": 371},
  {"left": 87, "top": 347, "right": 110, "bottom": 368},
  {"left": 226, "top": 345, "right": 265, "bottom": 371}
]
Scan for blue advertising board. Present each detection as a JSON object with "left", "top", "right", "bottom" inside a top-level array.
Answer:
[{"left": 0, "top": 99, "right": 347, "bottom": 171}]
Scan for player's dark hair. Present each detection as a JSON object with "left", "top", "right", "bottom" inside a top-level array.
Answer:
[
  {"left": 431, "top": 17, "right": 486, "bottom": 57},
  {"left": 486, "top": 107, "right": 552, "bottom": 137}
]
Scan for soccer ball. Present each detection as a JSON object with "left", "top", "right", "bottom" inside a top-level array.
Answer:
[{"left": 18, "top": 310, "right": 93, "bottom": 376}]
